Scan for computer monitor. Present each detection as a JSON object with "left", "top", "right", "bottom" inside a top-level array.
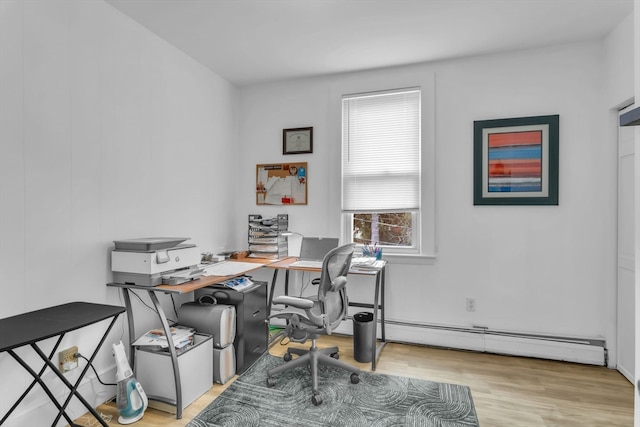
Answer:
[{"left": 298, "top": 237, "right": 339, "bottom": 261}]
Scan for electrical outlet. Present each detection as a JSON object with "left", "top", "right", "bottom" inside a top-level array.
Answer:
[
  {"left": 466, "top": 297, "right": 476, "bottom": 312},
  {"left": 58, "top": 346, "right": 78, "bottom": 373}
]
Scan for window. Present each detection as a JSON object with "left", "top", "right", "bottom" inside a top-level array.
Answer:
[{"left": 341, "top": 88, "right": 421, "bottom": 252}]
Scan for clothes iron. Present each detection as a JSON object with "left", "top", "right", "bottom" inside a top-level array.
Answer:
[{"left": 112, "top": 341, "right": 148, "bottom": 424}]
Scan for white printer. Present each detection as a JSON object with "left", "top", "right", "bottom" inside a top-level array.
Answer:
[{"left": 111, "top": 237, "right": 202, "bottom": 287}]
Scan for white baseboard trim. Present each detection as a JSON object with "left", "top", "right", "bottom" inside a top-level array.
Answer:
[
  {"left": 331, "top": 317, "right": 606, "bottom": 366},
  {"left": 482, "top": 333, "right": 605, "bottom": 365},
  {"left": 617, "top": 364, "right": 634, "bottom": 384}
]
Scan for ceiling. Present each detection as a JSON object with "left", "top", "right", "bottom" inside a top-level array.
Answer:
[{"left": 105, "top": 0, "right": 633, "bottom": 87}]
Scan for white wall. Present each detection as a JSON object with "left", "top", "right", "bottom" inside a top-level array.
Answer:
[
  {"left": 604, "top": 13, "right": 636, "bottom": 109},
  {"left": 0, "top": 1, "right": 238, "bottom": 425},
  {"left": 0, "top": 0, "right": 634, "bottom": 424},
  {"left": 237, "top": 32, "right": 634, "bottom": 357},
  {"left": 634, "top": 0, "right": 640, "bottom": 424},
  {"left": 604, "top": 12, "right": 636, "bottom": 381}
]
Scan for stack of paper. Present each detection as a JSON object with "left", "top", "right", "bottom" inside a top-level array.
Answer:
[
  {"left": 133, "top": 326, "right": 195, "bottom": 351},
  {"left": 351, "top": 258, "right": 385, "bottom": 270},
  {"left": 248, "top": 244, "right": 278, "bottom": 252},
  {"left": 218, "top": 276, "right": 255, "bottom": 292},
  {"left": 201, "top": 261, "right": 264, "bottom": 276}
]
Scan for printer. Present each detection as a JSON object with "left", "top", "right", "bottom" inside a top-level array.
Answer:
[{"left": 112, "top": 237, "right": 202, "bottom": 287}]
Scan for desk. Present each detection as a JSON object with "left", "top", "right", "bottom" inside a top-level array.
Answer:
[
  {"left": 0, "top": 302, "right": 125, "bottom": 427},
  {"left": 107, "top": 258, "right": 267, "bottom": 419},
  {"left": 265, "top": 257, "right": 387, "bottom": 371}
]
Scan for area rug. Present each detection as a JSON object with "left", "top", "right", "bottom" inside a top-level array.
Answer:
[{"left": 187, "top": 353, "right": 479, "bottom": 427}]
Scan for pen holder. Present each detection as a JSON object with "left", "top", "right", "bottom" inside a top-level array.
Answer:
[{"left": 361, "top": 247, "right": 382, "bottom": 260}]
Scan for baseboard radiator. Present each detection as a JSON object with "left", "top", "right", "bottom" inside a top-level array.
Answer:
[{"left": 334, "top": 317, "right": 606, "bottom": 366}]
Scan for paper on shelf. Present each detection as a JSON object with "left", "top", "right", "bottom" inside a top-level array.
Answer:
[
  {"left": 350, "top": 258, "right": 385, "bottom": 271},
  {"left": 134, "top": 326, "right": 194, "bottom": 348}
]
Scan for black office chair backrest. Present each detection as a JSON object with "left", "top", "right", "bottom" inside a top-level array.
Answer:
[{"left": 316, "top": 244, "right": 354, "bottom": 333}]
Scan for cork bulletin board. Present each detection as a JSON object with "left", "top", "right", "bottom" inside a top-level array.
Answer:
[{"left": 256, "top": 162, "right": 307, "bottom": 205}]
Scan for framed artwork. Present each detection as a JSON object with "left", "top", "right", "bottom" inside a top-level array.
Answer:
[
  {"left": 256, "top": 162, "right": 307, "bottom": 205},
  {"left": 474, "top": 115, "right": 559, "bottom": 205},
  {"left": 283, "top": 127, "right": 313, "bottom": 154}
]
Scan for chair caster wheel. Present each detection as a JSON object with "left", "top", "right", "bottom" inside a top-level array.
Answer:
[
  {"left": 350, "top": 373, "right": 360, "bottom": 384},
  {"left": 267, "top": 377, "right": 276, "bottom": 387},
  {"left": 283, "top": 352, "right": 292, "bottom": 362},
  {"left": 311, "top": 394, "right": 323, "bottom": 406},
  {"left": 330, "top": 352, "right": 339, "bottom": 359}
]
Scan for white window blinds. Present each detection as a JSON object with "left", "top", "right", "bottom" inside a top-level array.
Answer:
[{"left": 342, "top": 88, "right": 421, "bottom": 212}]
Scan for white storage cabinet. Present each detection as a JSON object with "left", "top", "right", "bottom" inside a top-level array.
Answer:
[{"left": 135, "top": 333, "right": 213, "bottom": 411}]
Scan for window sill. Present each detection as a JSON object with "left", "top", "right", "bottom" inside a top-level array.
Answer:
[{"left": 381, "top": 252, "right": 436, "bottom": 265}]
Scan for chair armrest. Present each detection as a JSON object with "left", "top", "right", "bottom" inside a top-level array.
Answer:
[
  {"left": 330, "top": 276, "right": 347, "bottom": 292},
  {"left": 272, "top": 295, "right": 315, "bottom": 310}
]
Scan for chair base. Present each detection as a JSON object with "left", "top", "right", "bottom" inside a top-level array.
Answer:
[{"left": 266, "top": 338, "right": 361, "bottom": 405}]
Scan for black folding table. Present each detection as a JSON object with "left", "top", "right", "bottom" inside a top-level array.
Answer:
[{"left": 0, "top": 302, "right": 125, "bottom": 427}]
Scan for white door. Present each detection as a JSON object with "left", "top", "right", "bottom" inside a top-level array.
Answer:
[{"left": 618, "top": 105, "right": 635, "bottom": 383}]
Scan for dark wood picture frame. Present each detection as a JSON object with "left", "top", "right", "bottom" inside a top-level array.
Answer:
[
  {"left": 473, "top": 115, "right": 559, "bottom": 205},
  {"left": 283, "top": 127, "right": 313, "bottom": 154}
]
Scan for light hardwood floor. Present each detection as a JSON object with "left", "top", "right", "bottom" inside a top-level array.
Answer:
[{"left": 81, "top": 335, "right": 633, "bottom": 427}]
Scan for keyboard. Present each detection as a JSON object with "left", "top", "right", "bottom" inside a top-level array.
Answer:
[{"left": 289, "top": 260, "right": 323, "bottom": 269}]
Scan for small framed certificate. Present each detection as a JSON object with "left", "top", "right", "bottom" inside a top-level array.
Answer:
[{"left": 283, "top": 127, "right": 313, "bottom": 155}]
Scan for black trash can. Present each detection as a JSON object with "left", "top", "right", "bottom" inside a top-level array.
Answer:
[{"left": 352, "top": 312, "right": 374, "bottom": 363}]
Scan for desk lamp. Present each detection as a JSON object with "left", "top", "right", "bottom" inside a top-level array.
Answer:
[
  {"left": 280, "top": 231, "right": 304, "bottom": 238},
  {"left": 281, "top": 231, "right": 304, "bottom": 257}
]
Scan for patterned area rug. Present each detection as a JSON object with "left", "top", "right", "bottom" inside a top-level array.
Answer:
[{"left": 187, "top": 353, "right": 479, "bottom": 426}]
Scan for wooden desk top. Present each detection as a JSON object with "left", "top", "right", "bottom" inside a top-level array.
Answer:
[
  {"left": 108, "top": 258, "right": 275, "bottom": 294},
  {"left": 107, "top": 256, "right": 385, "bottom": 294},
  {"left": 266, "top": 256, "right": 385, "bottom": 275},
  {"left": 266, "top": 256, "right": 316, "bottom": 271}
]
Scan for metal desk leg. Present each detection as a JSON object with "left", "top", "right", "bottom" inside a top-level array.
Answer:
[
  {"left": 148, "top": 291, "right": 183, "bottom": 419},
  {"left": 268, "top": 268, "right": 279, "bottom": 315},
  {"left": 380, "top": 266, "right": 386, "bottom": 342},
  {"left": 50, "top": 313, "right": 119, "bottom": 427},
  {"left": 0, "top": 335, "right": 65, "bottom": 425},
  {"left": 267, "top": 268, "right": 291, "bottom": 311},
  {"left": 284, "top": 269, "right": 290, "bottom": 296},
  {"left": 371, "top": 266, "right": 387, "bottom": 371},
  {"left": 120, "top": 288, "right": 136, "bottom": 368},
  {"left": 7, "top": 349, "right": 79, "bottom": 427},
  {"left": 268, "top": 268, "right": 291, "bottom": 346}
]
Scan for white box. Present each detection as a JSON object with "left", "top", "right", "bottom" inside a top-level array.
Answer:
[
  {"left": 135, "top": 333, "right": 213, "bottom": 412},
  {"left": 213, "top": 345, "right": 236, "bottom": 384}
]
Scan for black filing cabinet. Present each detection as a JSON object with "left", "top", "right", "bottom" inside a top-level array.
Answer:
[{"left": 195, "top": 280, "right": 268, "bottom": 373}]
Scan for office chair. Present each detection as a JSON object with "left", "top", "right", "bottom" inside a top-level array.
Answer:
[{"left": 266, "top": 244, "right": 360, "bottom": 405}]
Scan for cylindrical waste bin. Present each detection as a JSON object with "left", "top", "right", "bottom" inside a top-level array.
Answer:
[{"left": 352, "top": 312, "right": 374, "bottom": 363}]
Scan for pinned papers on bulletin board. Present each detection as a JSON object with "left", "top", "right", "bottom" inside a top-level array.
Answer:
[{"left": 256, "top": 162, "right": 307, "bottom": 205}]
